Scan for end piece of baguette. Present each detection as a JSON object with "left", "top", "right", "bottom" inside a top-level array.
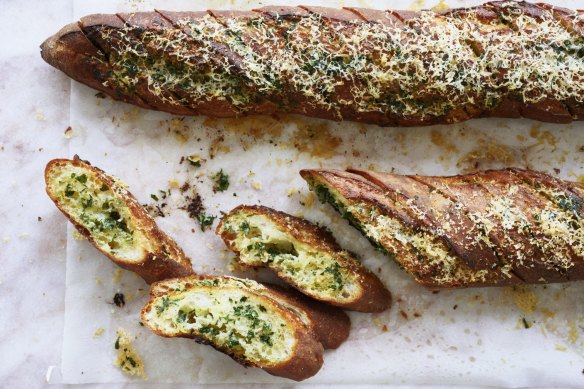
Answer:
[
  {"left": 141, "top": 275, "right": 324, "bottom": 381},
  {"left": 217, "top": 205, "right": 391, "bottom": 312},
  {"left": 45, "top": 156, "right": 194, "bottom": 284}
]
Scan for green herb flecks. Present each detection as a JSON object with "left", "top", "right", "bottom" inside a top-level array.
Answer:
[
  {"left": 212, "top": 169, "right": 230, "bottom": 192},
  {"left": 198, "top": 213, "right": 216, "bottom": 232}
]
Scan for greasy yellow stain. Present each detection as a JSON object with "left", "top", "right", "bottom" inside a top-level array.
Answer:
[
  {"left": 567, "top": 322, "right": 580, "bottom": 344},
  {"left": 113, "top": 269, "right": 123, "bottom": 283},
  {"left": 432, "top": 0, "right": 450, "bottom": 11},
  {"left": 409, "top": 0, "right": 426, "bottom": 11},
  {"left": 203, "top": 116, "right": 284, "bottom": 139},
  {"left": 505, "top": 286, "right": 538, "bottom": 314},
  {"left": 286, "top": 116, "right": 342, "bottom": 159},
  {"left": 431, "top": 130, "right": 458, "bottom": 153},
  {"left": 457, "top": 139, "right": 519, "bottom": 172},
  {"left": 529, "top": 124, "right": 558, "bottom": 150}
]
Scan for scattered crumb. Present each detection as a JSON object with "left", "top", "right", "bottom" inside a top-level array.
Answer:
[
  {"left": 251, "top": 180, "right": 262, "bottom": 190},
  {"left": 112, "top": 269, "right": 123, "bottom": 283},
  {"left": 64, "top": 126, "right": 75, "bottom": 139},
  {"left": 432, "top": 0, "right": 449, "bottom": 11},
  {"left": 35, "top": 110, "right": 45, "bottom": 121},
  {"left": 114, "top": 329, "right": 146, "bottom": 379},
  {"left": 168, "top": 179, "right": 180, "bottom": 189},
  {"left": 555, "top": 344, "right": 567, "bottom": 352},
  {"left": 113, "top": 292, "right": 125, "bottom": 308},
  {"left": 95, "top": 278, "right": 102, "bottom": 286},
  {"left": 94, "top": 327, "right": 105, "bottom": 337},
  {"left": 72, "top": 230, "right": 86, "bottom": 240},
  {"left": 287, "top": 187, "right": 298, "bottom": 197},
  {"left": 37, "top": 217, "right": 42, "bottom": 222}
]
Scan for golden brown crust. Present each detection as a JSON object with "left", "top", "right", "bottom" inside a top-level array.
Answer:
[
  {"left": 141, "top": 275, "right": 324, "bottom": 381},
  {"left": 41, "top": 3, "right": 584, "bottom": 126},
  {"left": 301, "top": 168, "right": 584, "bottom": 289},
  {"left": 262, "top": 284, "right": 351, "bottom": 350},
  {"left": 45, "top": 156, "right": 194, "bottom": 284},
  {"left": 217, "top": 205, "right": 391, "bottom": 312}
]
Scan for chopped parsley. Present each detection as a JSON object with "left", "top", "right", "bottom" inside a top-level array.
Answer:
[
  {"left": 198, "top": 212, "right": 216, "bottom": 232},
  {"left": 323, "top": 262, "right": 344, "bottom": 291},
  {"left": 150, "top": 193, "right": 159, "bottom": 201},
  {"left": 156, "top": 296, "right": 178, "bottom": 315},
  {"left": 212, "top": 169, "right": 230, "bottom": 192}
]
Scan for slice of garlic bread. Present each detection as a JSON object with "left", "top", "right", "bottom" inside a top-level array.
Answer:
[
  {"left": 151, "top": 275, "right": 350, "bottom": 349},
  {"left": 45, "top": 156, "right": 194, "bottom": 284},
  {"left": 142, "top": 275, "right": 324, "bottom": 381},
  {"left": 217, "top": 205, "right": 391, "bottom": 312}
]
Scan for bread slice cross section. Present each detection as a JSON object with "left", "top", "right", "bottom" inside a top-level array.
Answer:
[
  {"left": 45, "top": 156, "right": 194, "bottom": 284},
  {"left": 217, "top": 205, "right": 391, "bottom": 312},
  {"left": 141, "top": 275, "right": 325, "bottom": 381}
]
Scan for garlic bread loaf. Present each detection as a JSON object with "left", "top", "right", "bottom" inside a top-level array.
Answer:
[
  {"left": 41, "top": 2, "right": 584, "bottom": 126},
  {"left": 217, "top": 205, "right": 391, "bottom": 312},
  {"left": 45, "top": 157, "right": 194, "bottom": 284},
  {"left": 301, "top": 168, "right": 584, "bottom": 288},
  {"left": 142, "top": 275, "right": 324, "bottom": 381}
]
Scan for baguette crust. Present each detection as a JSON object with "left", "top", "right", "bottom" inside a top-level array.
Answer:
[
  {"left": 41, "top": 2, "right": 584, "bottom": 126},
  {"left": 142, "top": 275, "right": 324, "bottom": 381},
  {"left": 45, "top": 156, "right": 194, "bottom": 284},
  {"left": 217, "top": 205, "right": 391, "bottom": 312},
  {"left": 301, "top": 168, "right": 584, "bottom": 288}
]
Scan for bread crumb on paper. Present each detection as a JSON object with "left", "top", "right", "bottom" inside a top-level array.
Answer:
[
  {"left": 64, "top": 126, "right": 76, "bottom": 139},
  {"left": 94, "top": 327, "right": 105, "bottom": 337},
  {"left": 113, "top": 269, "right": 123, "bottom": 283},
  {"left": 251, "top": 180, "right": 262, "bottom": 191},
  {"left": 72, "top": 230, "right": 86, "bottom": 240},
  {"left": 114, "top": 328, "right": 146, "bottom": 379}
]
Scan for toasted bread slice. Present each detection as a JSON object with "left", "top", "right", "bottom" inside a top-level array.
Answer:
[
  {"left": 45, "top": 156, "right": 194, "bottom": 284},
  {"left": 217, "top": 205, "right": 391, "bottom": 312},
  {"left": 150, "top": 275, "right": 350, "bottom": 350},
  {"left": 142, "top": 275, "right": 324, "bottom": 381}
]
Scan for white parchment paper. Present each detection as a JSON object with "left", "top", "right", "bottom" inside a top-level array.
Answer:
[{"left": 59, "top": 0, "right": 584, "bottom": 385}]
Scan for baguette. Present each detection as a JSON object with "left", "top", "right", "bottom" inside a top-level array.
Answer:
[
  {"left": 300, "top": 168, "right": 584, "bottom": 288},
  {"left": 45, "top": 156, "right": 194, "bottom": 284},
  {"left": 141, "top": 275, "right": 324, "bottom": 381},
  {"left": 150, "top": 275, "right": 350, "bottom": 350},
  {"left": 217, "top": 205, "right": 391, "bottom": 312},
  {"left": 41, "top": 2, "right": 584, "bottom": 126}
]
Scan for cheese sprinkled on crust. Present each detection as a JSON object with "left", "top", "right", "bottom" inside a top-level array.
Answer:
[{"left": 98, "top": 2, "right": 584, "bottom": 120}]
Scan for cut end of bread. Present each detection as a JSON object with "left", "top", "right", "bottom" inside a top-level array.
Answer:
[
  {"left": 45, "top": 159, "right": 153, "bottom": 262},
  {"left": 219, "top": 208, "right": 359, "bottom": 301},
  {"left": 301, "top": 169, "right": 504, "bottom": 289},
  {"left": 142, "top": 275, "right": 324, "bottom": 381},
  {"left": 218, "top": 205, "right": 391, "bottom": 312}
]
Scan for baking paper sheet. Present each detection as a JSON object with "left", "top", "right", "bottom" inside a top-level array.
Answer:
[{"left": 59, "top": 0, "right": 584, "bottom": 385}]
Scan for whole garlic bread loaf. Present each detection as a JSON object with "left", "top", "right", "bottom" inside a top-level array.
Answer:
[
  {"left": 41, "top": 2, "right": 584, "bottom": 126},
  {"left": 217, "top": 205, "right": 391, "bottom": 312},
  {"left": 45, "top": 157, "right": 194, "bottom": 284},
  {"left": 142, "top": 275, "right": 324, "bottom": 381},
  {"left": 301, "top": 168, "right": 584, "bottom": 289}
]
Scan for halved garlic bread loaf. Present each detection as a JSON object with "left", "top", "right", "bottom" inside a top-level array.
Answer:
[
  {"left": 142, "top": 275, "right": 324, "bottom": 381},
  {"left": 217, "top": 205, "right": 391, "bottom": 312},
  {"left": 150, "top": 275, "right": 350, "bottom": 350},
  {"left": 300, "top": 168, "right": 584, "bottom": 288},
  {"left": 45, "top": 156, "right": 194, "bottom": 283}
]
